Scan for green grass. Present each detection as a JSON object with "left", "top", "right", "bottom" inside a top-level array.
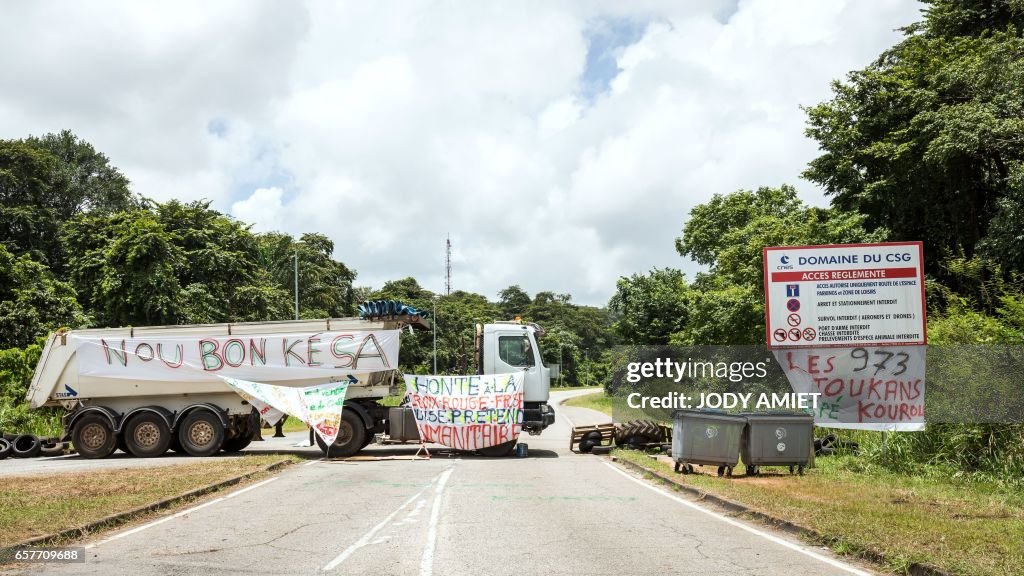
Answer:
[
  {"left": 0, "top": 454, "right": 301, "bottom": 547},
  {"left": 561, "top": 391, "right": 613, "bottom": 415},
  {"left": 615, "top": 449, "right": 1024, "bottom": 576}
]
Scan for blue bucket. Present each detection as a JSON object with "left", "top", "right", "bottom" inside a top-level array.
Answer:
[{"left": 515, "top": 443, "right": 529, "bottom": 458}]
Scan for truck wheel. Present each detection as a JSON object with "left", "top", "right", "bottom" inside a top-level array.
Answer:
[
  {"left": 0, "top": 438, "right": 11, "bottom": 459},
  {"left": 314, "top": 410, "right": 366, "bottom": 458},
  {"left": 477, "top": 440, "right": 517, "bottom": 458},
  {"left": 72, "top": 415, "right": 117, "bottom": 459},
  {"left": 124, "top": 413, "right": 172, "bottom": 458},
  {"left": 178, "top": 411, "right": 225, "bottom": 457}
]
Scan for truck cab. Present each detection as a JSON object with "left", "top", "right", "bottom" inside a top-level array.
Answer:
[{"left": 476, "top": 321, "right": 554, "bottom": 434}]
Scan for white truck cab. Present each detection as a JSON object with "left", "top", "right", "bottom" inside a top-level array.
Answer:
[{"left": 476, "top": 321, "right": 554, "bottom": 434}]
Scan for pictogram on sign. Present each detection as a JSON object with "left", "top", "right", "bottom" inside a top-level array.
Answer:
[
  {"left": 802, "top": 327, "right": 816, "bottom": 341},
  {"left": 773, "top": 329, "right": 787, "bottom": 342},
  {"left": 786, "top": 313, "right": 801, "bottom": 327},
  {"left": 786, "top": 299, "right": 800, "bottom": 312},
  {"left": 788, "top": 328, "right": 801, "bottom": 341}
]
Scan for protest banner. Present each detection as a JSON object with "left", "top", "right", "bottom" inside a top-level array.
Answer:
[
  {"left": 221, "top": 376, "right": 350, "bottom": 445},
  {"left": 72, "top": 330, "right": 399, "bottom": 382},
  {"left": 404, "top": 373, "right": 524, "bottom": 450},
  {"left": 774, "top": 346, "right": 925, "bottom": 431}
]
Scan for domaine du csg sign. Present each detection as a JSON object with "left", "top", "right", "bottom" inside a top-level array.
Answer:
[{"left": 763, "top": 242, "right": 926, "bottom": 349}]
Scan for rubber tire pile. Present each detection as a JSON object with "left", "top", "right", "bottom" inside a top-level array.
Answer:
[{"left": 0, "top": 431, "right": 69, "bottom": 460}]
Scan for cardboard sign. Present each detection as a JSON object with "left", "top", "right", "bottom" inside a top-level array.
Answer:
[
  {"left": 763, "top": 242, "right": 926, "bottom": 348},
  {"left": 73, "top": 330, "right": 399, "bottom": 381},
  {"left": 404, "top": 373, "right": 524, "bottom": 450},
  {"left": 221, "top": 376, "right": 350, "bottom": 445},
  {"left": 775, "top": 346, "right": 925, "bottom": 431}
]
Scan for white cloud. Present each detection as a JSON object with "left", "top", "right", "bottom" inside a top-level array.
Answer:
[{"left": 0, "top": 0, "right": 922, "bottom": 305}]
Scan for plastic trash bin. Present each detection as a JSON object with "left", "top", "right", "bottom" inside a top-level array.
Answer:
[
  {"left": 741, "top": 412, "right": 814, "bottom": 476},
  {"left": 671, "top": 409, "right": 745, "bottom": 477}
]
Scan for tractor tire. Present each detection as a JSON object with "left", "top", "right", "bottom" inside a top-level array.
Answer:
[
  {"left": 614, "top": 420, "right": 665, "bottom": 447},
  {"left": 178, "top": 411, "right": 226, "bottom": 457},
  {"left": 72, "top": 414, "right": 117, "bottom": 459},
  {"left": 13, "top": 435, "right": 42, "bottom": 458},
  {"left": 591, "top": 445, "right": 613, "bottom": 455},
  {"left": 315, "top": 409, "right": 367, "bottom": 458},
  {"left": 0, "top": 438, "right": 11, "bottom": 459}
]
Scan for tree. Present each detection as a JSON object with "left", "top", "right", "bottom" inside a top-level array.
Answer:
[
  {"left": 62, "top": 210, "right": 184, "bottom": 326},
  {"left": 498, "top": 285, "right": 531, "bottom": 318},
  {"left": 256, "top": 232, "right": 357, "bottom": 319},
  {"left": 0, "top": 140, "right": 58, "bottom": 262},
  {"left": 0, "top": 245, "right": 87, "bottom": 348},
  {"left": 803, "top": 1, "right": 1024, "bottom": 282},
  {"left": 674, "top": 186, "right": 883, "bottom": 344},
  {"left": 608, "top": 268, "right": 691, "bottom": 345}
]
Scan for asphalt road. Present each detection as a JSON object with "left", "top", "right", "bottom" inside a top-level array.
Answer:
[{"left": 5, "top": 389, "right": 876, "bottom": 575}]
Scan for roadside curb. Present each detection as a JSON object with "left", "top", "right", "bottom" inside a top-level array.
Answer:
[
  {"left": 6, "top": 458, "right": 295, "bottom": 551},
  {"left": 612, "top": 455, "right": 953, "bottom": 576}
]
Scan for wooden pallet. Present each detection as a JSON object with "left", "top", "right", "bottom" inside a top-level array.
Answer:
[{"left": 569, "top": 422, "right": 616, "bottom": 452}]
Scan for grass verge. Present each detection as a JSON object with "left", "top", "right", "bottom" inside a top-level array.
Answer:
[
  {"left": 0, "top": 453, "right": 301, "bottom": 547},
  {"left": 561, "top": 391, "right": 613, "bottom": 414},
  {"left": 614, "top": 449, "right": 1024, "bottom": 576}
]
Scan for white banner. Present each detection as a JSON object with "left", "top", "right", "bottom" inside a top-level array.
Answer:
[
  {"left": 404, "top": 373, "right": 524, "bottom": 450},
  {"left": 221, "top": 376, "right": 350, "bottom": 445},
  {"left": 763, "top": 242, "right": 926, "bottom": 348},
  {"left": 73, "top": 330, "right": 399, "bottom": 381},
  {"left": 775, "top": 345, "right": 926, "bottom": 431}
]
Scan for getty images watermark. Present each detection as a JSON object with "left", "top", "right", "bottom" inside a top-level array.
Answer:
[{"left": 623, "top": 356, "right": 820, "bottom": 411}]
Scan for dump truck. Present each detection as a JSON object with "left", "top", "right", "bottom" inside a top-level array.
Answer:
[{"left": 26, "top": 314, "right": 554, "bottom": 459}]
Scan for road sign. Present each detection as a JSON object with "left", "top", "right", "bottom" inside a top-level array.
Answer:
[{"left": 763, "top": 242, "right": 926, "bottom": 348}]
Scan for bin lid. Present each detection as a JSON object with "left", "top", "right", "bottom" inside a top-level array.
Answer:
[{"left": 671, "top": 408, "right": 747, "bottom": 422}]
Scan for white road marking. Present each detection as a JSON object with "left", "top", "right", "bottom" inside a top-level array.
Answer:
[
  {"left": 322, "top": 469, "right": 447, "bottom": 572},
  {"left": 225, "top": 476, "right": 278, "bottom": 498},
  {"left": 84, "top": 475, "right": 281, "bottom": 549},
  {"left": 603, "top": 462, "right": 873, "bottom": 576},
  {"left": 418, "top": 466, "right": 455, "bottom": 576},
  {"left": 85, "top": 497, "right": 225, "bottom": 549}
]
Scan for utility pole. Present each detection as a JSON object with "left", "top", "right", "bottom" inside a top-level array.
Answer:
[
  {"left": 432, "top": 296, "right": 438, "bottom": 374},
  {"left": 293, "top": 245, "right": 299, "bottom": 320}
]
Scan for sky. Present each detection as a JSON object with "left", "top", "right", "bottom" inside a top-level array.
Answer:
[{"left": 0, "top": 0, "right": 923, "bottom": 305}]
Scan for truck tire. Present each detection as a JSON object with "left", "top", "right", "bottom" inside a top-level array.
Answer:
[
  {"left": 40, "top": 441, "right": 67, "bottom": 457},
  {"left": 222, "top": 409, "right": 258, "bottom": 453},
  {"left": 477, "top": 440, "right": 517, "bottom": 458},
  {"left": 178, "top": 411, "right": 226, "bottom": 457},
  {"left": 314, "top": 410, "right": 366, "bottom": 458},
  {"left": 124, "top": 412, "right": 172, "bottom": 458},
  {"left": 13, "top": 435, "right": 42, "bottom": 458},
  {"left": 72, "top": 414, "right": 118, "bottom": 459},
  {"left": 0, "top": 438, "right": 11, "bottom": 459}
]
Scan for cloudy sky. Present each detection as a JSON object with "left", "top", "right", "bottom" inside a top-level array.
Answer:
[{"left": 0, "top": 0, "right": 922, "bottom": 305}]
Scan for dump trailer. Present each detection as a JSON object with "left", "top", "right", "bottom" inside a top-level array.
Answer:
[{"left": 27, "top": 316, "right": 554, "bottom": 459}]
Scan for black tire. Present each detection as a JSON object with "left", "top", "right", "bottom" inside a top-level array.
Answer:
[
  {"left": 72, "top": 415, "right": 117, "bottom": 459},
  {"left": 1, "top": 432, "right": 16, "bottom": 441},
  {"left": 591, "top": 445, "right": 613, "bottom": 455},
  {"left": 40, "top": 441, "right": 67, "bottom": 457},
  {"left": 578, "top": 431, "right": 603, "bottom": 454},
  {"left": 178, "top": 410, "right": 226, "bottom": 457},
  {"left": 124, "top": 412, "right": 172, "bottom": 458},
  {"left": 478, "top": 440, "right": 517, "bottom": 458},
  {"left": 0, "top": 438, "right": 11, "bottom": 460},
  {"left": 314, "top": 409, "right": 366, "bottom": 458},
  {"left": 13, "top": 435, "right": 42, "bottom": 458},
  {"left": 222, "top": 435, "right": 254, "bottom": 453}
]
